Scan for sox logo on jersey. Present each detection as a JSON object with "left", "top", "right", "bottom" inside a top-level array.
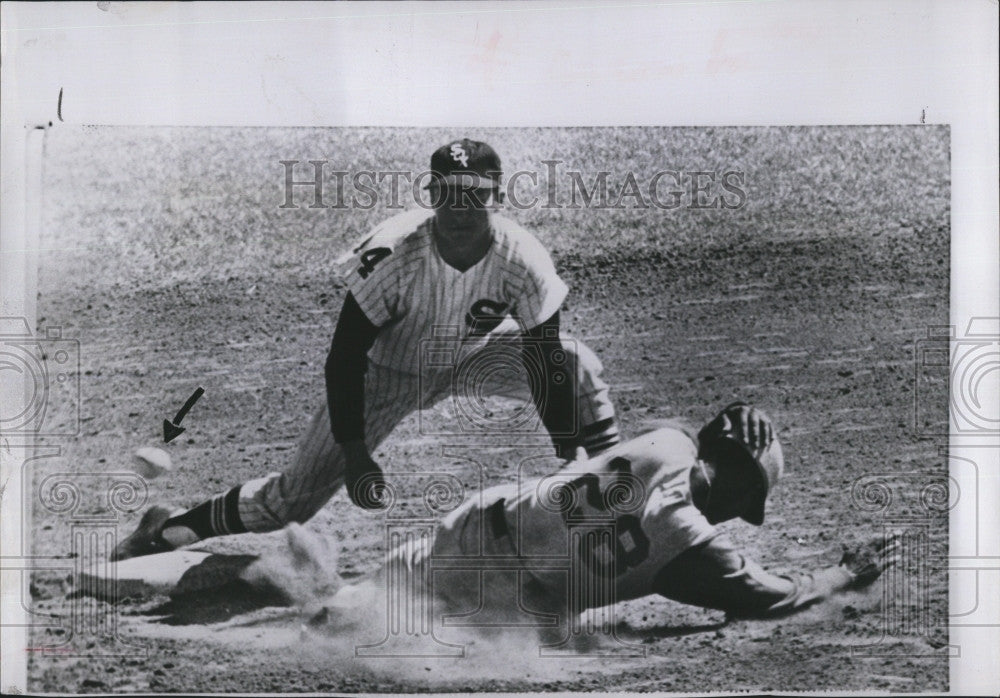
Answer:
[{"left": 466, "top": 299, "right": 510, "bottom": 336}]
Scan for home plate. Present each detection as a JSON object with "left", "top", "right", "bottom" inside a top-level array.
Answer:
[{"left": 76, "top": 550, "right": 261, "bottom": 602}]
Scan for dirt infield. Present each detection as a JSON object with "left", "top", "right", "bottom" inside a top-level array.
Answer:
[{"left": 26, "top": 126, "right": 949, "bottom": 692}]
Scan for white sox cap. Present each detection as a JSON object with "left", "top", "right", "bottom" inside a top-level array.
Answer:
[{"left": 425, "top": 139, "right": 503, "bottom": 191}]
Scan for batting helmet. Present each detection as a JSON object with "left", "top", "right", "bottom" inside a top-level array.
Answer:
[
  {"left": 734, "top": 434, "right": 784, "bottom": 525},
  {"left": 698, "top": 404, "right": 785, "bottom": 526}
]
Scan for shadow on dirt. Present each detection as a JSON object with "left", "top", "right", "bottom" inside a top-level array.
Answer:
[
  {"left": 148, "top": 581, "right": 292, "bottom": 626},
  {"left": 102, "top": 554, "right": 292, "bottom": 626},
  {"left": 616, "top": 620, "right": 728, "bottom": 641}
]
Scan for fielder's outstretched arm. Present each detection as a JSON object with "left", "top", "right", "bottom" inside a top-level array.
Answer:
[
  {"left": 326, "top": 292, "right": 390, "bottom": 509},
  {"left": 652, "top": 535, "right": 896, "bottom": 618},
  {"left": 521, "top": 311, "right": 581, "bottom": 460},
  {"left": 326, "top": 292, "right": 380, "bottom": 443}
]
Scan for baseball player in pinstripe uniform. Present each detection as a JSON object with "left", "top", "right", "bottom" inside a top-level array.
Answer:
[
  {"left": 307, "top": 403, "right": 899, "bottom": 632},
  {"left": 114, "top": 139, "right": 621, "bottom": 561}
]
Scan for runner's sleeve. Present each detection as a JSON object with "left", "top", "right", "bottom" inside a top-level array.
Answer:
[
  {"left": 651, "top": 535, "right": 855, "bottom": 617},
  {"left": 326, "top": 292, "right": 380, "bottom": 443}
]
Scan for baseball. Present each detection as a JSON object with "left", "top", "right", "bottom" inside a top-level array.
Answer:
[{"left": 132, "top": 446, "right": 173, "bottom": 479}]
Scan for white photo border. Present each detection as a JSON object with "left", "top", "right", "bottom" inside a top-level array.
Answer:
[{"left": 1, "top": 1, "right": 997, "bottom": 694}]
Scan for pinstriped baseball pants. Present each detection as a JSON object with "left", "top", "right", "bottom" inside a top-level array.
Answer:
[{"left": 236, "top": 335, "right": 617, "bottom": 532}]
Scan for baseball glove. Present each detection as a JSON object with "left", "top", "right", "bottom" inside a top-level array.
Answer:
[
  {"left": 839, "top": 533, "right": 902, "bottom": 589},
  {"left": 346, "top": 461, "right": 390, "bottom": 510}
]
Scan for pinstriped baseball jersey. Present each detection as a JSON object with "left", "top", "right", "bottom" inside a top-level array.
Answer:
[{"left": 343, "top": 209, "right": 569, "bottom": 374}]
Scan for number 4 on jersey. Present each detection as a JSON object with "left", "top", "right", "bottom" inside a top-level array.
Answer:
[{"left": 357, "top": 247, "right": 392, "bottom": 279}]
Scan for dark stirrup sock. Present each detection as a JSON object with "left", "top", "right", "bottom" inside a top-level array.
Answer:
[
  {"left": 583, "top": 417, "right": 621, "bottom": 456},
  {"left": 164, "top": 485, "right": 247, "bottom": 540}
]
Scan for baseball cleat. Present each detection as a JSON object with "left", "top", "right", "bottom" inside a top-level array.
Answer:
[{"left": 110, "top": 505, "right": 175, "bottom": 562}]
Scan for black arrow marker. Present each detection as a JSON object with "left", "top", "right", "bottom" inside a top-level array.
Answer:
[{"left": 163, "top": 387, "right": 205, "bottom": 443}]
